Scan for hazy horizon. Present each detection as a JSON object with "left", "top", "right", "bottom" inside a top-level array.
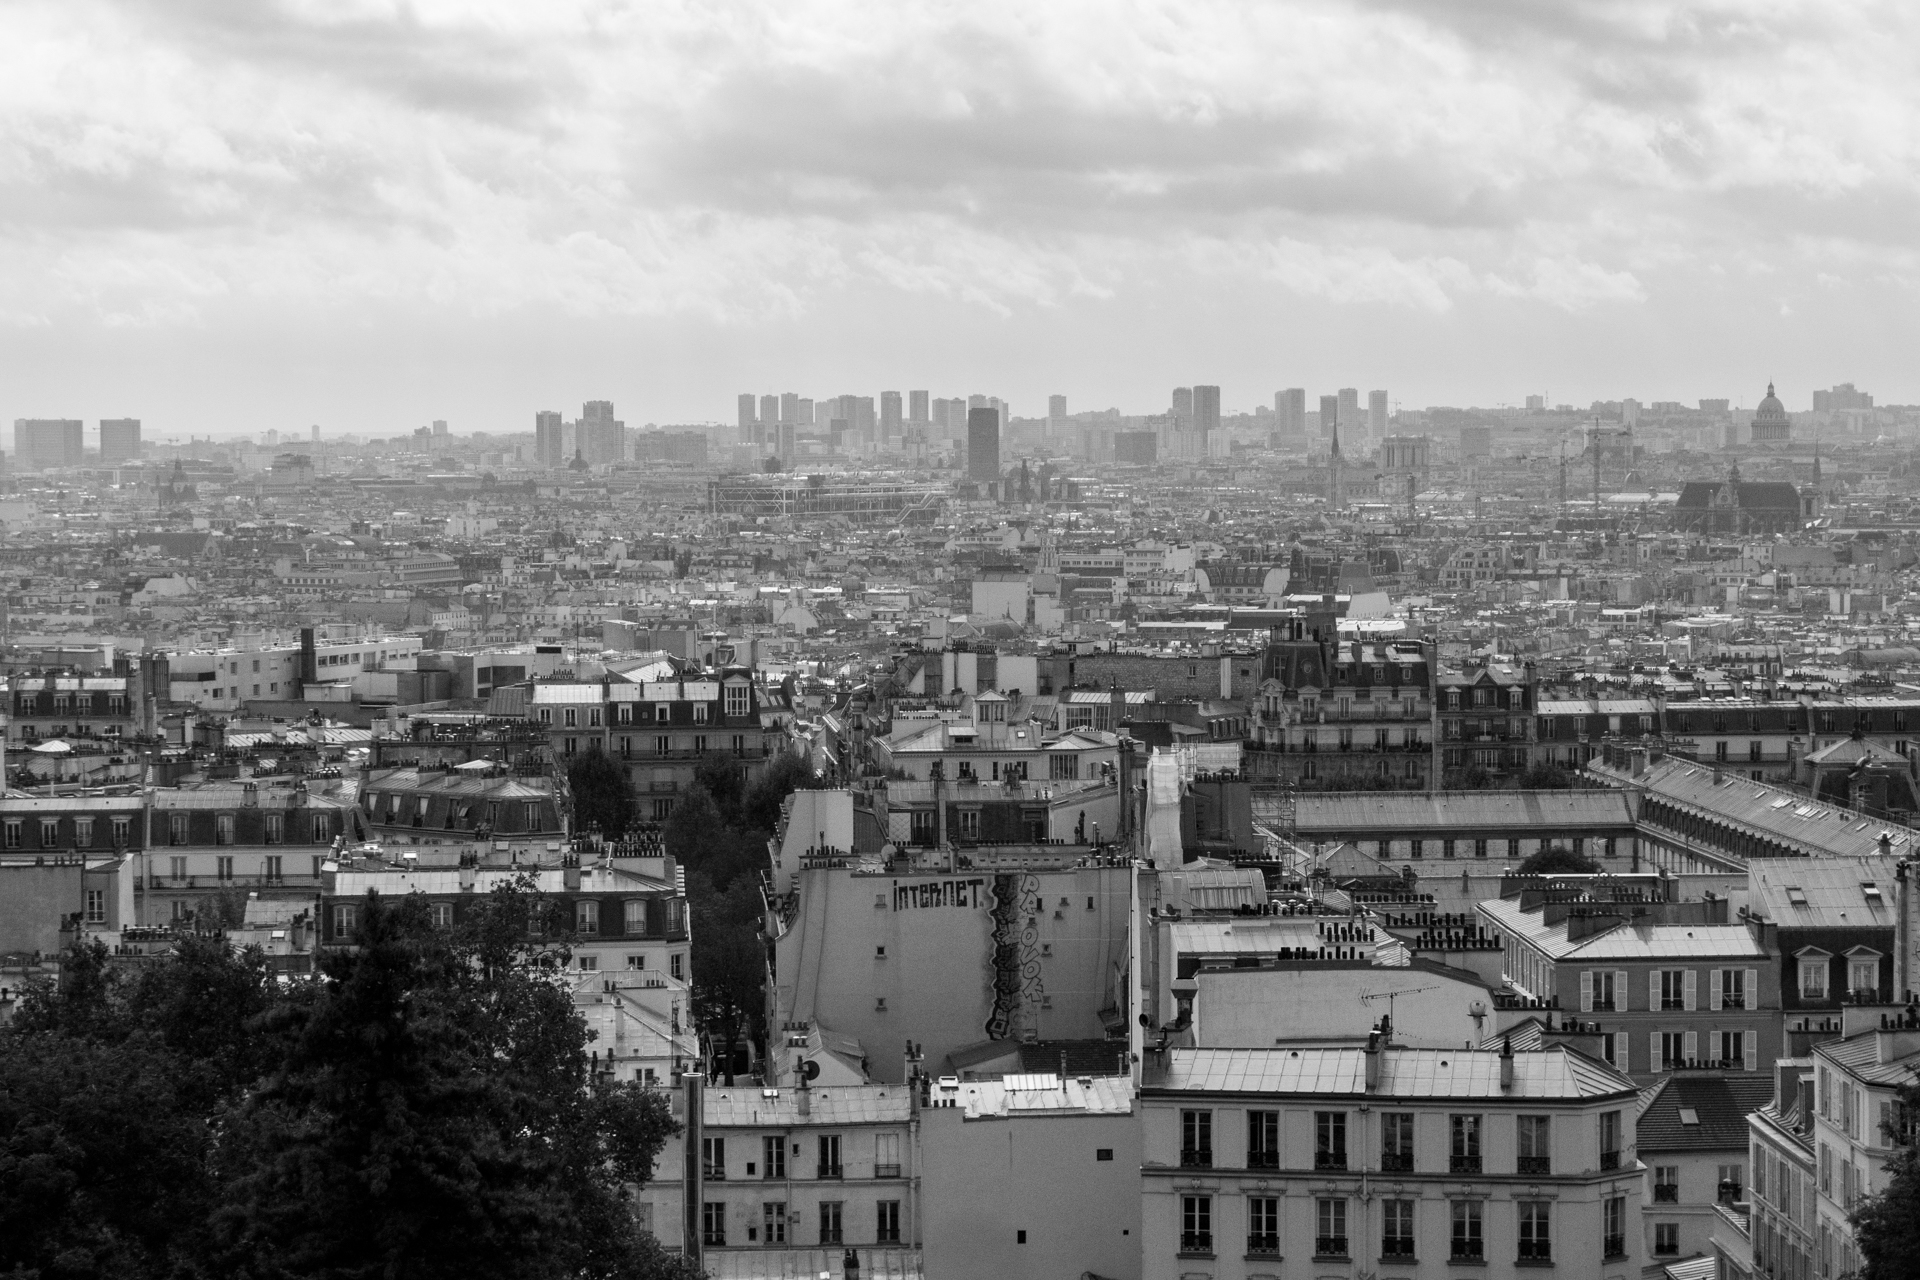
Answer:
[{"left": 3, "top": 0, "right": 1915, "bottom": 439}]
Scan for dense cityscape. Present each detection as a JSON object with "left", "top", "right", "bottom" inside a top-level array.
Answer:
[{"left": 0, "top": 379, "right": 1918, "bottom": 1279}]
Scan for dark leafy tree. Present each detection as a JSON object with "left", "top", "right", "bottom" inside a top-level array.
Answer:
[
  {"left": 739, "top": 753, "right": 818, "bottom": 837},
  {"left": 693, "top": 752, "right": 745, "bottom": 818},
  {"left": 1516, "top": 845, "right": 1601, "bottom": 875},
  {"left": 568, "top": 744, "right": 636, "bottom": 839},
  {"left": 688, "top": 873, "right": 766, "bottom": 1086},
  {"left": 1518, "top": 764, "right": 1577, "bottom": 789},
  {"left": 1851, "top": 1073, "right": 1920, "bottom": 1280}
]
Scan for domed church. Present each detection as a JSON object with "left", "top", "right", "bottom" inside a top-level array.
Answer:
[{"left": 1748, "top": 382, "right": 1792, "bottom": 446}]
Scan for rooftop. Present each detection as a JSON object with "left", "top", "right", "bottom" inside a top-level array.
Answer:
[{"left": 1148, "top": 1045, "right": 1635, "bottom": 1100}]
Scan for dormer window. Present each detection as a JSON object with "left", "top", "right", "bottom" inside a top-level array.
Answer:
[{"left": 1796, "top": 948, "right": 1831, "bottom": 1000}]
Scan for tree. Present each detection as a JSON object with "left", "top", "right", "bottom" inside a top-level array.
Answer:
[
  {"left": 1516, "top": 845, "right": 1601, "bottom": 875},
  {"left": 688, "top": 872, "right": 766, "bottom": 1086},
  {"left": 693, "top": 752, "right": 745, "bottom": 819},
  {"left": 739, "top": 753, "right": 818, "bottom": 837},
  {"left": 1851, "top": 1074, "right": 1920, "bottom": 1280},
  {"left": 568, "top": 745, "right": 635, "bottom": 839},
  {"left": 1518, "top": 764, "right": 1577, "bottom": 789}
]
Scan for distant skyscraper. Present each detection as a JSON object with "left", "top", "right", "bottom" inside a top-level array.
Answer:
[
  {"left": 1171, "top": 386, "right": 1194, "bottom": 423},
  {"left": 13, "top": 419, "right": 83, "bottom": 470},
  {"left": 1192, "top": 385, "right": 1220, "bottom": 446},
  {"left": 1319, "top": 396, "right": 1340, "bottom": 440},
  {"left": 736, "top": 393, "right": 756, "bottom": 442},
  {"left": 1049, "top": 394, "right": 1068, "bottom": 419},
  {"left": 311, "top": 424, "right": 320, "bottom": 442},
  {"left": 797, "top": 398, "right": 814, "bottom": 429},
  {"left": 881, "top": 391, "right": 903, "bottom": 444},
  {"left": 967, "top": 407, "right": 1001, "bottom": 482},
  {"left": 432, "top": 419, "right": 449, "bottom": 436},
  {"left": 534, "top": 410, "right": 565, "bottom": 468},
  {"left": 1368, "top": 390, "right": 1388, "bottom": 439},
  {"left": 779, "top": 392, "right": 800, "bottom": 425},
  {"left": 909, "top": 390, "right": 929, "bottom": 423},
  {"left": 99, "top": 418, "right": 141, "bottom": 465},
  {"left": 580, "top": 401, "right": 620, "bottom": 464},
  {"left": 759, "top": 395, "right": 778, "bottom": 430},
  {"left": 1337, "top": 388, "right": 1360, "bottom": 430},
  {"left": 1276, "top": 389, "right": 1306, "bottom": 440}
]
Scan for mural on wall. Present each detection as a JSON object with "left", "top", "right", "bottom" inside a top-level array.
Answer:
[{"left": 984, "top": 871, "right": 1043, "bottom": 1041}]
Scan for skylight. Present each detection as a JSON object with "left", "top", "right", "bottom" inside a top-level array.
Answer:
[
  {"left": 1678, "top": 1108, "right": 1700, "bottom": 1125},
  {"left": 1785, "top": 887, "right": 1808, "bottom": 906},
  {"left": 1863, "top": 883, "right": 1883, "bottom": 905}
]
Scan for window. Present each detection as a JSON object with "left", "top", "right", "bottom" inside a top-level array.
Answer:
[
  {"left": 2, "top": 821, "right": 17, "bottom": 849},
  {"left": 525, "top": 802, "right": 542, "bottom": 831},
  {"left": 85, "top": 888, "right": 105, "bottom": 924},
  {"left": 1600, "top": 1111, "right": 1621, "bottom": 1169},
  {"left": 701, "top": 1202, "right": 725, "bottom": 1247},
  {"left": 1654, "top": 1222, "right": 1679, "bottom": 1256},
  {"left": 1247, "top": 1110, "right": 1278, "bottom": 1168},
  {"left": 624, "top": 899, "right": 647, "bottom": 934},
  {"left": 263, "top": 814, "right": 282, "bottom": 844},
  {"left": 702, "top": 1136, "right": 725, "bottom": 1180},
  {"left": 763, "top": 1135, "right": 786, "bottom": 1179},
  {"left": 1449, "top": 1200, "right": 1483, "bottom": 1260},
  {"left": 1604, "top": 1195, "right": 1627, "bottom": 1258},
  {"left": 1719, "top": 1030, "right": 1747, "bottom": 1068},
  {"left": 1851, "top": 954, "right": 1880, "bottom": 998},
  {"left": 876, "top": 1200, "right": 900, "bottom": 1244},
  {"left": 1443, "top": 839, "right": 1455, "bottom": 858},
  {"left": 1585, "top": 969, "right": 1618, "bottom": 1011},
  {"left": 1181, "top": 1109, "right": 1213, "bottom": 1167},
  {"left": 1517, "top": 1201, "right": 1551, "bottom": 1261},
  {"left": 564, "top": 707, "right": 578, "bottom": 728},
  {"left": 1661, "top": 1030, "right": 1688, "bottom": 1069},
  {"left": 112, "top": 817, "right": 130, "bottom": 846},
  {"left": 1659, "top": 968, "right": 1690, "bottom": 1010},
  {"left": 817, "top": 1134, "right": 841, "bottom": 1178},
  {"left": 1248, "top": 1196, "right": 1278, "bottom": 1255},
  {"left": 1450, "top": 1114, "right": 1482, "bottom": 1173},
  {"left": 1180, "top": 1193, "right": 1213, "bottom": 1254},
  {"left": 1382, "top": 1112, "right": 1414, "bottom": 1171},
  {"left": 1382, "top": 1199, "right": 1415, "bottom": 1258},
  {"left": 1718, "top": 1162, "right": 1745, "bottom": 1204},
  {"left": 169, "top": 855, "right": 187, "bottom": 880},
  {"left": 762, "top": 1202, "right": 786, "bottom": 1245},
  {"left": 670, "top": 954, "right": 683, "bottom": 979},
  {"left": 39, "top": 820, "right": 58, "bottom": 847},
  {"left": 216, "top": 856, "right": 234, "bottom": 882},
  {"left": 1316, "top": 1197, "right": 1348, "bottom": 1258},
  {"left": 216, "top": 814, "right": 235, "bottom": 846},
  {"left": 1517, "top": 1116, "right": 1551, "bottom": 1175},
  {"left": 725, "top": 684, "right": 750, "bottom": 717},
  {"left": 576, "top": 900, "right": 600, "bottom": 935},
  {"left": 313, "top": 813, "right": 333, "bottom": 844},
  {"left": 75, "top": 818, "right": 94, "bottom": 848},
  {"left": 1800, "top": 950, "right": 1830, "bottom": 999},
  {"left": 1720, "top": 967, "right": 1749, "bottom": 1010},
  {"left": 1293, "top": 1109, "right": 1339, "bottom": 1176},
  {"left": 818, "top": 1200, "right": 841, "bottom": 1244},
  {"left": 875, "top": 1133, "right": 900, "bottom": 1178},
  {"left": 693, "top": 702, "right": 710, "bottom": 723},
  {"left": 1409, "top": 838, "right": 1422, "bottom": 859},
  {"left": 334, "top": 904, "right": 358, "bottom": 936},
  {"left": 431, "top": 902, "right": 453, "bottom": 929},
  {"left": 264, "top": 854, "right": 282, "bottom": 881}
]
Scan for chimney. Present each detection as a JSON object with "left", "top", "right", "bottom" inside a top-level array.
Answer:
[
  {"left": 797, "top": 1074, "right": 812, "bottom": 1118},
  {"left": 563, "top": 864, "right": 582, "bottom": 892},
  {"left": 680, "top": 1071, "right": 704, "bottom": 1268},
  {"left": 1499, "top": 1036, "right": 1515, "bottom": 1092},
  {"left": 1364, "top": 1030, "right": 1381, "bottom": 1091},
  {"left": 1109, "top": 683, "right": 1124, "bottom": 734},
  {"left": 1629, "top": 747, "right": 1647, "bottom": 777}
]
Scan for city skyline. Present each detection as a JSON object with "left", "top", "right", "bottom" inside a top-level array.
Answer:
[{"left": 0, "top": 1, "right": 1915, "bottom": 435}]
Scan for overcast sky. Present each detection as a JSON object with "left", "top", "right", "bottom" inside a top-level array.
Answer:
[{"left": 2, "top": 0, "right": 1915, "bottom": 439}]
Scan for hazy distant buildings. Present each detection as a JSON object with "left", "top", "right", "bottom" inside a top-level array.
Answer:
[
  {"left": 910, "top": 390, "right": 929, "bottom": 423},
  {"left": 1813, "top": 383, "right": 1873, "bottom": 412},
  {"left": 1170, "top": 386, "right": 1193, "bottom": 425},
  {"left": 779, "top": 392, "right": 801, "bottom": 426},
  {"left": 534, "top": 410, "right": 565, "bottom": 467},
  {"left": 881, "top": 391, "right": 902, "bottom": 445},
  {"left": 1367, "top": 389, "right": 1388, "bottom": 439},
  {"left": 967, "top": 407, "right": 1001, "bottom": 482},
  {"left": 735, "top": 393, "right": 755, "bottom": 443},
  {"left": 1048, "top": 394, "right": 1067, "bottom": 419},
  {"left": 14, "top": 419, "right": 83, "bottom": 470},
  {"left": 100, "top": 418, "right": 141, "bottom": 465},
  {"left": 1113, "top": 430, "right": 1157, "bottom": 465},
  {"left": 1318, "top": 395, "right": 1339, "bottom": 440},
  {"left": 1192, "top": 385, "right": 1220, "bottom": 451},
  {"left": 1337, "top": 388, "right": 1360, "bottom": 433},
  {"left": 1274, "top": 388, "right": 1306, "bottom": 442}
]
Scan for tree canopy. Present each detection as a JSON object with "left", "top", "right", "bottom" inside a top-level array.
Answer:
[
  {"left": 0, "top": 886, "right": 695, "bottom": 1280},
  {"left": 1516, "top": 845, "right": 1601, "bottom": 875},
  {"left": 1851, "top": 1074, "right": 1920, "bottom": 1280},
  {"left": 569, "top": 744, "right": 637, "bottom": 839}
]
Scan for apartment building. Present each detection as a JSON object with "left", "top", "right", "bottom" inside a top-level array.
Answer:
[
  {"left": 1747, "top": 859, "right": 1898, "bottom": 1058},
  {"left": 1809, "top": 1019, "right": 1920, "bottom": 1279},
  {"left": 357, "top": 760, "right": 567, "bottom": 846},
  {"left": 1478, "top": 889, "right": 1778, "bottom": 1082},
  {"left": 1250, "top": 638, "right": 1435, "bottom": 789},
  {"left": 1140, "top": 1041, "right": 1644, "bottom": 1278},
  {"left": 1735, "top": 1069, "right": 1818, "bottom": 1280},
  {"left": 1638, "top": 1072, "right": 1772, "bottom": 1267},
  {"left": 638, "top": 1083, "right": 920, "bottom": 1275},
  {"left": 1437, "top": 661, "right": 1537, "bottom": 786}
]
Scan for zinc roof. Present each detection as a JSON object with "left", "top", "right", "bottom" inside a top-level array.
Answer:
[
  {"left": 703, "top": 1084, "right": 912, "bottom": 1128},
  {"left": 1748, "top": 858, "right": 1898, "bottom": 928},
  {"left": 1609, "top": 757, "right": 1919, "bottom": 860},
  {"left": 1477, "top": 898, "right": 1768, "bottom": 961},
  {"left": 945, "top": 1075, "right": 1136, "bottom": 1119},
  {"left": 1152, "top": 1046, "right": 1635, "bottom": 1100},
  {"left": 1295, "top": 790, "right": 1633, "bottom": 834}
]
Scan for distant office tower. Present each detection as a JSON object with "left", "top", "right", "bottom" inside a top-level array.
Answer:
[
  {"left": 1337, "top": 388, "right": 1360, "bottom": 431},
  {"left": 13, "top": 419, "right": 83, "bottom": 470},
  {"left": 909, "top": 390, "right": 929, "bottom": 423},
  {"left": 1171, "top": 387, "right": 1194, "bottom": 423},
  {"left": 1319, "top": 396, "right": 1340, "bottom": 439},
  {"left": 1368, "top": 390, "right": 1388, "bottom": 438},
  {"left": 1193, "top": 385, "right": 1220, "bottom": 442},
  {"left": 1525, "top": 395, "right": 1545, "bottom": 412},
  {"left": 779, "top": 392, "right": 800, "bottom": 425},
  {"left": 796, "top": 398, "right": 814, "bottom": 429},
  {"left": 535, "top": 410, "right": 565, "bottom": 467},
  {"left": 311, "top": 424, "right": 320, "bottom": 442},
  {"left": 759, "top": 395, "right": 778, "bottom": 430},
  {"left": 967, "top": 407, "right": 1001, "bottom": 482},
  {"left": 881, "top": 391, "right": 903, "bottom": 444},
  {"left": 1049, "top": 394, "right": 1068, "bottom": 419},
  {"left": 853, "top": 396, "right": 876, "bottom": 445},
  {"left": 432, "top": 419, "right": 449, "bottom": 437},
  {"left": 1113, "top": 431, "right": 1157, "bottom": 465},
  {"left": 580, "top": 400, "right": 621, "bottom": 464},
  {"left": 1276, "top": 389, "right": 1306, "bottom": 439},
  {"left": 99, "top": 418, "right": 141, "bottom": 464},
  {"left": 736, "top": 393, "right": 756, "bottom": 442}
]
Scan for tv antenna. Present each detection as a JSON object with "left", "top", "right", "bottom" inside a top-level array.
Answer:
[{"left": 1360, "top": 985, "right": 1440, "bottom": 1028}]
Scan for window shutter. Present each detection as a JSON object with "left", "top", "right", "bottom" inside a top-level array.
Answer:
[
  {"left": 1744, "top": 1031, "right": 1756, "bottom": 1073},
  {"left": 1651, "top": 971, "right": 1661, "bottom": 1011},
  {"left": 1710, "top": 969, "right": 1723, "bottom": 1010},
  {"left": 1684, "top": 1031, "right": 1699, "bottom": 1066},
  {"left": 1581, "top": 971, "right": 1593, "bottom": 1013},
  {"left": 1684, "top": 969, "right": 1698, "bottom": 1012},
  {"left": 1746, "top": 970, "right": 1758, "bottom": 1011},
  {"left": 1651, "top": 1033, "right": 1663, "bottom": 1073},
  {"left": 1617, "top": 971, "right": 1630, "bottom": 1012}
]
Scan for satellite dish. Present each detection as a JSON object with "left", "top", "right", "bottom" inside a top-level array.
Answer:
[{"left": 801, "top": 1059, "right": 821, "bottom": 1081}]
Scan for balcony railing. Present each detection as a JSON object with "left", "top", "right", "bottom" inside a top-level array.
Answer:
[
  {"left": 1315, "top": 1236, "right": 1348, "bottom": 1259},
  {"left": 1603, "top": 1235, "right": 1626, "bottom": 1259},
  {"left": 1518, "top": 1240, "right": 1551, "bottom": 1262},
  {"left": 1653, "top": 1184, "right": 1679, "bottom": 1203},
  {"left": 1315, "top": 1150, "right": 1348, "bottom": 1171},
  {"left": 1180, "top": 1147, "right": 1213, "bottom": 1169},
  {"left": 1450, "top": 1154, "right": 1482, "bottom": 1174},
  {"left": 1600, "top": 1150, "right": 1621, "bottom": 1171},
  {"left": 702, "top": 1166, "right": 726, "bottom": 1181},
  {"left": 1380, "top": 1151, "right": 1413, "bottom": 1173},
  {"left": 1246, "top": 1233, "right": 1279, "bottom": 1256},
  {"left": 1717, "top": 1181, "right": 1744, "bottom": 1205},
  {"left": 816, "top": 1164, "right": 842, "bottom": 1180},
  {"left": 1382, "top": 1237, "right": 1416, "bottom": 1259},
  {"left": 1179, "top": 1232, "right": 1213, "bottom": 1255},
  {"left": 1246, "top": 1150, "right": 1278, "bottom": 1169},
  {"left": 1518, "top": 1155, "right": 1551, "bottom": 1175},
  {"left": 874, "top": 1163, "right": 902, "bottom": 1179},
  {"left": 1451, "top": 1239, "right": 1484, "bottom": 1261}
]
